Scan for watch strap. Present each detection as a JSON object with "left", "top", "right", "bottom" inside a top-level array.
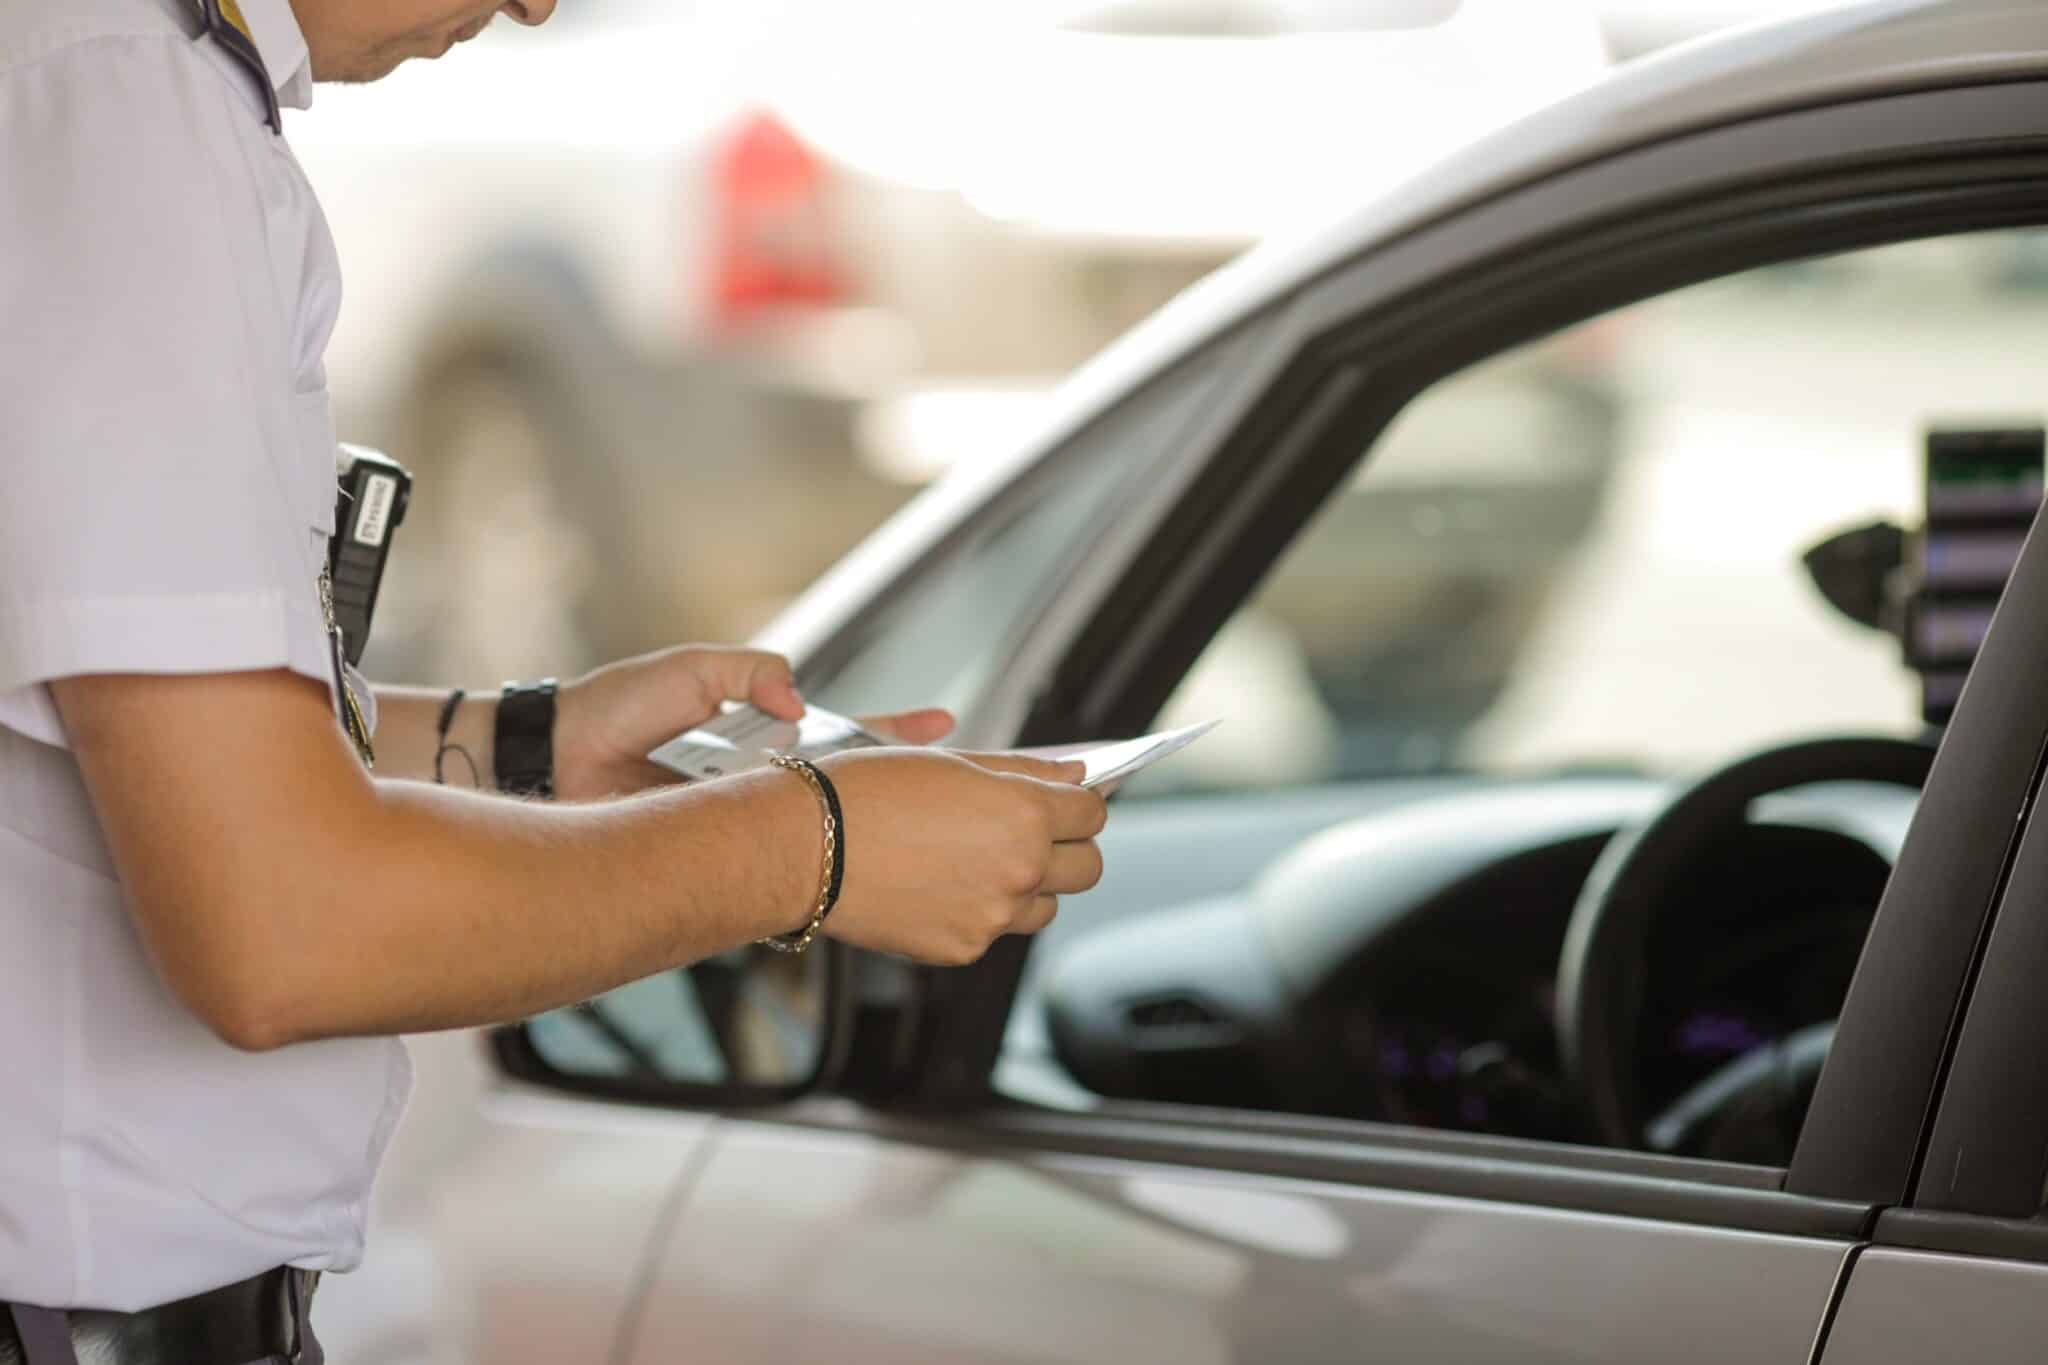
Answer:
[{"left": 495, "top": 679, "right": 558, "bottom": 798}]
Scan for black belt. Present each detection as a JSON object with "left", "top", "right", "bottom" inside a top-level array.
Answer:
[{"left": 0, "top": 1268, "right": 320, "bottom": 1365}]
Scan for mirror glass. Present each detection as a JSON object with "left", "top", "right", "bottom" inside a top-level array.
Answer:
[{"left": 523, "top": 944, "right": 828, "bottom": 1091}]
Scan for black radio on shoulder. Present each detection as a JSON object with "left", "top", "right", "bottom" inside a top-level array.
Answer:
[{"left": 327, "top": 444, "right": 413, "bottom": 667}]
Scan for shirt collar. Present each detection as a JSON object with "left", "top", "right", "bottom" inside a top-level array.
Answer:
[{"left": 220, "top": 0, "right": 314, "bottom": 111}]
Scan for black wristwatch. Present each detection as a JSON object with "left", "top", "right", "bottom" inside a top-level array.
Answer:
[{"left": 495, "top": 679, "right": 558, "bottom": 798}]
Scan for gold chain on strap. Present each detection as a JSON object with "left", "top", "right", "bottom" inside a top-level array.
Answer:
[{"left": 759, "top": 754, "right": 837, "bottom": 954}]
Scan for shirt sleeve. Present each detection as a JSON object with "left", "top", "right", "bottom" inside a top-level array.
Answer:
[{"left": 0, "top": 37, "right": 327, "bottom": 747}]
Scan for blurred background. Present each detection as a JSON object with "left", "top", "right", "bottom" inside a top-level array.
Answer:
[
  {"left": 286, "top": 1, "right": 2048, "bottom": 1355},
  {"left": 296, "top": 0, "right": 1850, "bottom": 695}
]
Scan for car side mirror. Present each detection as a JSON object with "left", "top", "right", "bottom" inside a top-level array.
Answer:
[{"left": 491, "top": 942, "right": 845, "bottom": 1107}]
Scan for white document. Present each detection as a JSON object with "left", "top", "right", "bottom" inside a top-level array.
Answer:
[
  {"left": 649, "top": 704, "right": 1218, "bottom": 791},
  {"left": 1067, "top": 719, "right": 1220, "bottom": 790}
]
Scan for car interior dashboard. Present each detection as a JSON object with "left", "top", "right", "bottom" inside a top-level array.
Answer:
[
  {"left": 1040, "top": 771, "right": 1917, "bottom": 1162},
  {"left": 1038, "top": 427, "right": 2036, "bottom": 1162}
]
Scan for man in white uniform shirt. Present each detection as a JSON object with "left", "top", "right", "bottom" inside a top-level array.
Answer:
[{"left": 0, "top": 2, "right": 1110, "bottom": 1359}]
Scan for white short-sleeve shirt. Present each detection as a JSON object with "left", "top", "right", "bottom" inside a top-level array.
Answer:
[{"left": 0, "top": 0, "right": 411, "bottom": 1310}]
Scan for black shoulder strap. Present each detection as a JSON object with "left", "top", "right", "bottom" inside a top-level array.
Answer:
[{"left": 192, "top": 0, "right": 281, "bottom": 133}]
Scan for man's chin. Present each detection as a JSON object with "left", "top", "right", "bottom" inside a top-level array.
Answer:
[
  {"left": 313, "top": 43, "right": 445, "bottom": 85},
  {"left": 309, "top": 13, "right": 496, "bottom": 84}
]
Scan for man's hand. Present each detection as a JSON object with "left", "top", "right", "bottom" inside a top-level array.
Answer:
[
  {"left": 814, "top": 749, "right": 1108, "bottom": 964},
  {"left": 552, "top": 644, "right": 954, "bottom": 801}
]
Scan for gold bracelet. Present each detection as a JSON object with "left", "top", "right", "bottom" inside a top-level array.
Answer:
[{"left": 759, "top": 754, "right": 839, "bottom": 954}]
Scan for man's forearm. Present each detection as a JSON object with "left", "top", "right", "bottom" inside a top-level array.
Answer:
[
  {"left": 54, "top": 670, "right": 819, "bottom": 1049},
  {"left": 57, "top": 668, "right": 1106, "bottom": 1045},
  {"left": 371, "top": 684, "right": 496, "bottom": 788},
  {"left": 263, "top": 767, "right": 818, "bottom": 1043}
]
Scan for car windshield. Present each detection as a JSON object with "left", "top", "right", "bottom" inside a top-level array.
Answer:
[{"left": 1138, "top": 229, "right": 2048, "bottom": 793}]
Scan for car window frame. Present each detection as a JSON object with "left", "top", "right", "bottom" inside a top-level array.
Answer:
[
  {"left": 1866, "top": 495, "right": 2048, "bottom": 1236},
  {"left": 793, "top": 322, "right": 1273, "bottom": 740},
  {"left": 871, "top": 79, "right": 2048, "bottom": 1227}
]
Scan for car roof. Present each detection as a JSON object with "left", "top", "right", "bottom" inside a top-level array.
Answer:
[{"left": 1137, "top": 0, "right": 2048, "bottom": 377}]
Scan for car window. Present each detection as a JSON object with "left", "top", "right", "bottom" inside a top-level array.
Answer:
[
  {"left": 1005, "top": 225, "right": 2048, "bottom": 1161},
  {"left": 806, "top": 345, "right": 1228, "bottom": 720},
  {"left": 1146, "top": 231, "right": 2048, "bottom": 789}
]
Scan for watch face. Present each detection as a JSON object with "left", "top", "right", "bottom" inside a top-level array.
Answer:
[{"left": 496, "top": 681, "right": 558, "bottom": 797}]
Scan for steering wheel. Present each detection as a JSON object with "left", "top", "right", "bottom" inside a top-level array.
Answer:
[{"left": 1555, "top": 736, "right": 1935, "bottom": 1151}]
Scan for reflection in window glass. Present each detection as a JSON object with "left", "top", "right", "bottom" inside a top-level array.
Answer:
[{"left": 529, "top": 948, "right": 825, "bottom": 1088}]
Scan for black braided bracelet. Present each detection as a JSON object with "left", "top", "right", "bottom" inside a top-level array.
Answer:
[{"left": 811, "top": 758, "right": 847, "bottom": 917}]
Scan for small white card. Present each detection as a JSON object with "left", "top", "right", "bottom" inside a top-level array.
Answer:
[
  {"left": 647, "top": 704, "right": 888, "bottom": 782},
  {"left": 648, "top": 704, "right": 1219, "bottom": 790}
]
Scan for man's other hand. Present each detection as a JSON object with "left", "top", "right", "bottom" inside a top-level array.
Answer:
[
  {"left": 553, "top": 644, "right": 953, "bottom": 801},
  {"left": 815, "top": 750, "right": 1107, "bottom": 965}
]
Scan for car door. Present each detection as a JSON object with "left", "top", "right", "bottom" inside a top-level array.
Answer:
[
  {"left": 1816, "top": 511, "right": 2048, "bottom": 1357},
  {"left": 609, "top": 72, "right": 2048, "bottom": 1365}
]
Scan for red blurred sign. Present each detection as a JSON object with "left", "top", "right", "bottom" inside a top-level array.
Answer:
[{"left": 709, "top": 110, "right": 845, "bottom": 328}]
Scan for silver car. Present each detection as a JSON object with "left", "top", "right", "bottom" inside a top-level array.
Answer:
[{"left": 322, "top": 3, "right": 2048, "bottom": 1361}]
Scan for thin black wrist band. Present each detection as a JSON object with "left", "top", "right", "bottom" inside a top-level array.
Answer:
[
  {"left": 807, "top": 758, "right": 847, "bottom": 920},
  {"left": 434, "top": 687, "right": 479, "bottom": 787},
  {"left": 435, "top": 688, "right": 465, "bottom": 741}
]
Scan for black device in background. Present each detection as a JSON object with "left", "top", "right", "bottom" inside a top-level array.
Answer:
[
  {"left": 1801, "top": 424, "right": 2044, "bottom": 728},
  {"left": 328, "top": 444, "right": 412, "bottom": 667},
  {"left": 1909, "top": 426, "right": 2044, "bottom": 724}
]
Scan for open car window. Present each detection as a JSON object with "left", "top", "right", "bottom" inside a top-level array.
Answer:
[
  {"left": 1004, "top": 225, "right": 2048, "bottom": 1163},
  {"left": 1143, "top": 233, "right": 2048, "bottom": 793}
]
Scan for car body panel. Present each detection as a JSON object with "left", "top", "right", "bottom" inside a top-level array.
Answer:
[
  {"left": 314, "top": 1084, "right": 717, "bottom": 1365},
  {"left": 1820, "top": 1249, "right": 2048, "bottom": 1363},
  {"left": 631, "top": 1120, "right": 1849, "bottom": 1365}
]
